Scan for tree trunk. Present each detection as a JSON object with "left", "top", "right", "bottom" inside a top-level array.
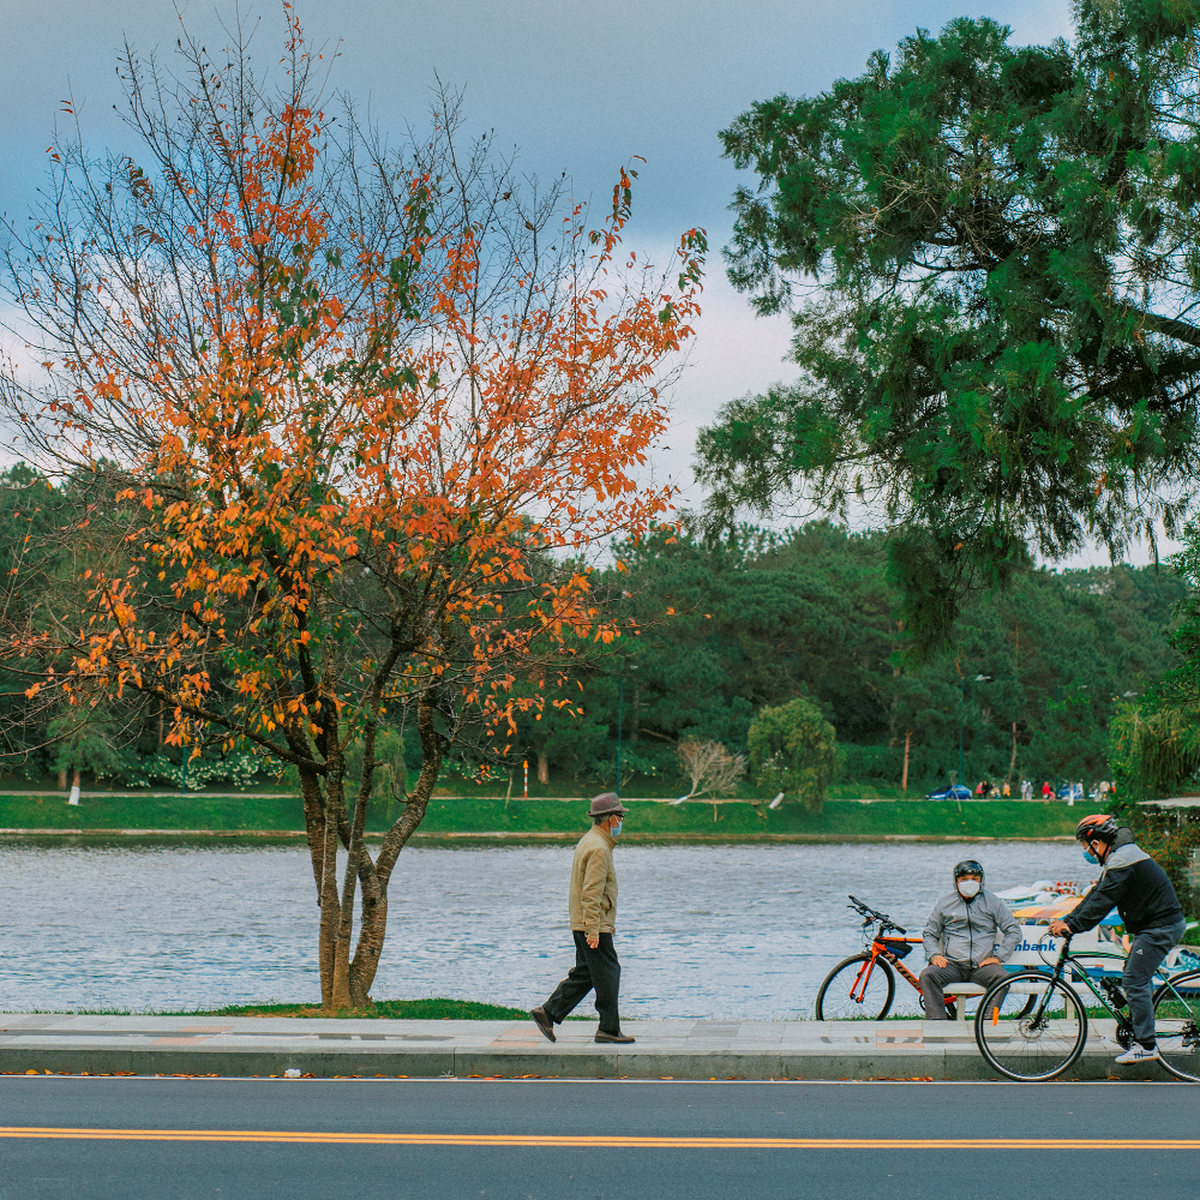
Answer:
[
  {"left": 72, "top": 766, "right": 81, "bottom": 789},
  {"left": 347, "top": 689, "right": 442, "bottom": 1006},
  {"left": 318, "top": 763, "right": 349, "bottom": 1011},
  {"left": 901, "top": 729, "right": 911, "bottom": 794},
  {"left": 537, "top": 751, "right": 549, "bottom": 786},
  {"left": 1007, "top": 721, "right": 1018, "bottom": 788},
  {"left": 327, "top": 746, "right": 355, "bottom": 1013},
  {"left": 58, "top": 767, "right": 68, "bottom": 791}
]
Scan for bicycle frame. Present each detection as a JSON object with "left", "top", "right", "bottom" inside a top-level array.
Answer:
[
  {"left": 843, "top": 895, "right": 955, "bottom": 1014},
  {"left": 993, "top": 938, "right": 1185, "bottom": 1031},
  {"left": 836, "top": 935, "right": 927, "bottom": 1007}
]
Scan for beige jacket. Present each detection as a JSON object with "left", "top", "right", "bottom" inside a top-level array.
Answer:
[{"left": 568, "top": 824, "right": 618, "bottom": 938}]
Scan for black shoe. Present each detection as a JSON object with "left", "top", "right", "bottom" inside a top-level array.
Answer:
[
  {"left": 530, "top": 1006, "right": 556, "bottom": 1042},
  {"left": 595, "top": 1031, "right": 635, "bottom": 1044}
]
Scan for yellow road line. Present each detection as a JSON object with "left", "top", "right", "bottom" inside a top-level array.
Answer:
[{"left": 1, "top": 1129, "right": 1199, "bottom": 1149}]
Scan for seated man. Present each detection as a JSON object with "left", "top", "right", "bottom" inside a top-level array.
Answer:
[
  {"left": 1049, "top": 815, "right": 1186, "bottom": 1065},
  {"left": 920, "top": 859, "right": 1020, "bottom": 1019}
]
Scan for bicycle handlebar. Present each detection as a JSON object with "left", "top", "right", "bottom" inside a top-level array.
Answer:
[{"left": 847, "top": 894, "right": 907, "bottom": 935}]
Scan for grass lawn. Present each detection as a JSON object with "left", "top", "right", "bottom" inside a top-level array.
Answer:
[
  {"left": 199, "top": 998, "right": 533, "bottom": 1020},
  {"left": 0, "top": 788, "right": 1081, "bottom": 840}
]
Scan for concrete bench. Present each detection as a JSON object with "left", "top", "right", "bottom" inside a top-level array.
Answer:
[{"left": 940, "top": 926, "right": 1103, "bottom": 1020}]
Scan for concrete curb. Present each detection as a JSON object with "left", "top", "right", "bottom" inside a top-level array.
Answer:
[{"left": 0, "top": 1015, "right": 1168, "bottom": 1082}]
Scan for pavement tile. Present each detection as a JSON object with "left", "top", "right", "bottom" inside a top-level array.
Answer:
[{"left": 0, "top": 1012, "right": 1133, "bottom": 1081}]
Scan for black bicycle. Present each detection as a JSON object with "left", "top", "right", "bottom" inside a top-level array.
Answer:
[{"left": 974, "top": 933, "right": 1200, "bottom": 1082}]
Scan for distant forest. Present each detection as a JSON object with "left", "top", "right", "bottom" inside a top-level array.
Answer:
[
  {"left": 0, "top": 464, "right": 1185, "bottom": 795},
  {"left": 505, "top": 522, "right": 1186, "bottom": 795}
]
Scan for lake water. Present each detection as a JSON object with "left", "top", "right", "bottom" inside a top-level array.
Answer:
[{"left": 0, "top": 841, "right": 1088, "bottom": 1019}]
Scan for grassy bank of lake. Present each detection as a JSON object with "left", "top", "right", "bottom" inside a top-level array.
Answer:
[{"left": 0, "top": 790, "right": 1081, "bottom": 841}]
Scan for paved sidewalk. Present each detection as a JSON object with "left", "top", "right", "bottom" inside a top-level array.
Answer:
[{"left": 0, "top": 1014, "right": 1157, "bottom": 1081}]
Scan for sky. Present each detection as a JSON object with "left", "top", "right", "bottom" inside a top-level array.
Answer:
[{"left": 5, "top": 0, "right": 1152, "bottom": 566}]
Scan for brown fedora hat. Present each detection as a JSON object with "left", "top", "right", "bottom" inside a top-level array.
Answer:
[{"left": 588, "top": 791, "right": 628, "bottom": 817}]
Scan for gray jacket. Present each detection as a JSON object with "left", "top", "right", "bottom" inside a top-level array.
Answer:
[{"left": 922, "top": 890, "right": 1020, "bottom": 967}]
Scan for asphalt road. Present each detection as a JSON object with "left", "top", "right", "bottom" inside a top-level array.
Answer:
[{"left": 1, "top": 1076, "right": 1197, "bottom": 1199}]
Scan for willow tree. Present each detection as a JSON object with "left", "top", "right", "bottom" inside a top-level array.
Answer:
[
  {"left": 701, "top": 2, "right": 1200, "bottom": 647},
  {"left": 0, "top": 12, "right": 704, "bottom": 1009}
]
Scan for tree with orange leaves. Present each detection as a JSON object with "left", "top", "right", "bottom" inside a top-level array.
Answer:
[{"left": 0, "top": 10, "right": 704, "bottom": 1009}]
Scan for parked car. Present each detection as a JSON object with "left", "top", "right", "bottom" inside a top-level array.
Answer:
[
  {"left": 1057, "top": 782, "right": 1086, "bottom": 801},
  {"left": 925, "top": 784, "right": 972, "bottom": 801}
]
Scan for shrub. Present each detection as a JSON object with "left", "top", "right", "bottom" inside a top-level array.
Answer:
[{"left": 747, "top": 696, "right": 841, "bottom": 813}]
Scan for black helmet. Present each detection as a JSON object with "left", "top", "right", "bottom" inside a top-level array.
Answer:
[
  {"left": 953, "top": 859, "right": 985, "bottom": 883},
  {"left": 1075, "top": 814, "right": 1119, "bottom": 845}
]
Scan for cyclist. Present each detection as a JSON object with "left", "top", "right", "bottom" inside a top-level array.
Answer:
[
  {"left": 920, "top": 859, "right": 1020, "bottom": 1019},
  {"left": 1049, "top": 815, "right": 1186, "bottom": 1065}
]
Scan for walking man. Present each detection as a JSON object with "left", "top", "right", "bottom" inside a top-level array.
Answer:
[
  {"left": 531, "top": 792, "right": 635, "bottom": 1044},
  {"left": 1049, "top": 815, "right": 1186, "bottom": 1065},
  {"left": 920, "top": 859, "right": 1020, "bottom": 1019}
]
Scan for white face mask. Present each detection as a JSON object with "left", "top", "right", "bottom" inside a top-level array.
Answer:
[{"left": 957, "top": 878, "right": 981, "bottom": 898}]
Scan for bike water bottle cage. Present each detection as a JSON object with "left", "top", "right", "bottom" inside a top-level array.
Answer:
[{"left": 1100, "top": 977, "right": 1128, "bottom": 1009}]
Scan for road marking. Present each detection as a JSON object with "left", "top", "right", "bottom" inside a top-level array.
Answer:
[{"left": 1, "top": 1129, "right": 1199, "bottom": 1149}]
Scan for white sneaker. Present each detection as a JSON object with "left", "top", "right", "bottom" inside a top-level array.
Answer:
[{"left": 1114, "top": 1043, "right": 1161, "bottom": 1065}]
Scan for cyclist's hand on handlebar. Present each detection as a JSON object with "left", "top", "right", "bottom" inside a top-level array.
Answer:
[
  {"left": 931, "top": 954, "right": 948, "bottom": 968},
  {"left": 1048, "top": 920, "right": 1072, "bottom": 938}
]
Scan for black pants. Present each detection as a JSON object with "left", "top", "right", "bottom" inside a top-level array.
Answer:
[{"left": 542, "top": 931, "right": 622, "bottom": 1035}]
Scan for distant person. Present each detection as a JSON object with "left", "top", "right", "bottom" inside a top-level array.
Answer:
[
  {"left": 1021, "top": 779, "right": 1033, "bottom": 801},
  {"left": 1049, "top": 815, "right": 1185, "bottom": 1066},
  {"left": 1042, "top": 780, "right": 1053, "bottom": 799},
  {"left": 1002, "top": 781, "right": 1011, "bottom": 798},
  {"left": 530, "top": 792, "right": 635, "bottom": 1044},
  {"left": 920, "top": 860, "right": 1020, "bottom": 1020}
]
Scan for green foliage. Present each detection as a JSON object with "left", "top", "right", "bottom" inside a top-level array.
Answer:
[
  {"left": 1104, "top": 518, "right": 1200, "bottom": 910},
  {"left": 108, "top": 752, "right": 285, "bottom": 792},
  {"left": 703, "top": 3, "right": 1200, "bottom": 647},
  {"left": 0, "top": 473, "right": 1184, "bottom": 798},
  {"left": 1028, "top": 693, "right": 1110, "bottom": 784},
  {"left": 1109, "top": 519, "right": 1200, "bottom": 805},
  {"left": 1150, "top": 519, "right": 1200, "bottom": 720},
  {"left": 584, "top": 521, "right": 1179, "bottom": 795},
  {"left": 46, "top": 708, "right": 127, "bottom": 781},
  {"left": 747, "top": 696, "right": 840, "bottom": 813}
]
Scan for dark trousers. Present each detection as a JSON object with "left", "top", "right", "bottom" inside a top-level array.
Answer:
[
  {"left": 1125, "top": 919, "right": 1187, "bottom": 1048},
  {"left": 919, "top": 960, "right": 1010, "bottom": 1019},
  {"left": 542, "top": 931, "right": 622, "bottom": 1035}
]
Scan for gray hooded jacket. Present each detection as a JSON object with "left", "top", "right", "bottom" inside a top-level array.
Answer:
[{"left": 922, "top": 887, "right": 1020, "bottom": 967}]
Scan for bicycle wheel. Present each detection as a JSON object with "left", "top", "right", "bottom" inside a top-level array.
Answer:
[
  {"left": 974, "top": 971, "right": 1087, "bottom": 1082},
  {"left": 815, "top": 953, "right": 895, "bottom": 1020},
  {"left": 1153, "top": 969, "right": 1200, "bottom": 1082}
]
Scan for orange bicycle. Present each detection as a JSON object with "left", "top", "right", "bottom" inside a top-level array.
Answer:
[{"left": 815, "top": 895, "right": 955, "bottom": 1020}]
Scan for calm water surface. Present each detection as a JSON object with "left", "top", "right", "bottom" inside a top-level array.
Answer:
[{"left": 0, "top": 842, "right": 1087, "bottom": 1019}]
